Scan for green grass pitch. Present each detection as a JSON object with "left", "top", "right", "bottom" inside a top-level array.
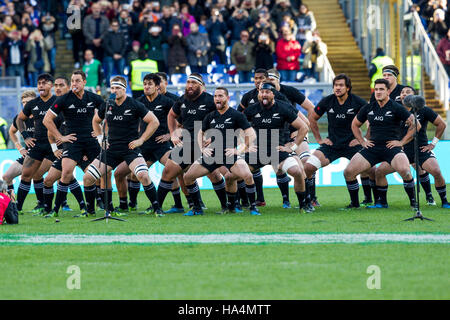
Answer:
[{"left": 0, "top": 185, "right": 449, "bottom": 299}]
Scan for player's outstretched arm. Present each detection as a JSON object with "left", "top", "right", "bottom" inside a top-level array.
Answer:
[
  {"left": 308, "top": 110, "right": 322, "bottom": 144},
  {"left": 291, "top": 116, "right": 309, "bottom": 147},
  {"left": 351, "top": 117, "right": 373, "bottom": 148},
  {"left": 135, "top": 111, "right": 160, "bottom": 147},
  {"left": 9, "top": 123, "right": 27, "bottom": 157},
  {"left": 17, "top": 111, "right": 35, "bottom": 149},
  {"left": 422, "top": 115, "right": 447, "bottom": 152},
  {"left": 395, "top": 114, "right": 421, "bottom": 147}
]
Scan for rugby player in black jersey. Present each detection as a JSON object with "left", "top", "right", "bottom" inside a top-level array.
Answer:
[
  {"left": 43, "top": 70, "right": 104, "bottom": 217},
  {"left": 370, "top": 65, "right": 405, "bottom": 103},
  {"left": 244, "top": 82, "right": 310, "bottom": 213},
  {"left": 373, "top": 86, "right": 450, "bottom": 208},
  {"left": 266, "top": 68, "right": 317, "bottom": 210},
  {"left": 15, "top": 73, "right": 57, "bottom": 215},
  {"left": 343, "top": 79, "right": 418, "bottom": 209},
  {"left": 155, "top": 72, "right": 179, "bottom": 102},
  {"left": 82, "top": 76, "right": 163, "bottom": 216},
  {"left": 237, "top": 69, "right": 292, "bottom": 208},
  {"left": 305, "top": 74, "right": 368, "bottom": 207},
  {"left": 2, "top": 91, "right": 37, "bottom": 204},
  {"left": 113, "top": 73, "right": 184, "bottom": 214},
  {"left": 156, "top": 73, "right": 228, "bottom": 213},
  {"left": 183, "top": 87, "right": 260, "bottom": 216},
  {"left": 42, "top": 76, "right": 89, "bottom": 217}
]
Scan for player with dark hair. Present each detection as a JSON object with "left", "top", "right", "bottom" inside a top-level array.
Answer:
[
  {"left": 113, "top": 73, "right": 184, "bottom": 214},
  {"left": 15, "top": 73, "right": 57, "bottom": 215},
  {"left": 183, "top": 87, "right": 260, "bottom": 216},
  {"left": 83, "top": 76, "right": 164, "bottom": 216},
  {"left": 266, "top": 68, "right": 317, "bottom": 210},
  {"left": 155, "top": 72, "right": 179, "bottom": 102},
  {"left": 305, "top": 74, "right": 368, "bottom": 208},
  {"left": 42, "top": 76, "right": 90, "bottom": 217},
  {"left": 370, "top": 65, "right": 405, "bottom": 103},
  {"left": 157, "top": 73, "right": 228, "bottom": 213},
  {"left": 243, "top": 81, "right": 310, "bottom": 213},
  {"left": 372, "top": 86, "right": 449, "bottom": 208},
  {"left": 43, "top": 70, "right": 104, "bottom": 217},
  {"left": 343, "top": 78, "right": 418, "bottom": 209}
]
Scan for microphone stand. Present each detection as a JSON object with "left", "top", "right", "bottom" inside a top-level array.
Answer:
[
  {"left": 404, "top": 106, "right": 433, "bottom": 222},
  {"left": 92, "top": 96, "right": 126, "bottom": 222}
]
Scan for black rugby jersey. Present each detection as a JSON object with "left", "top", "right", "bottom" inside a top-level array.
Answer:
[
  {"left": 138, "top": 94, "right": 173, "bottom": 143},
  {"left": 401, "top": 106, "right": 438, "bottom": 150},
  {"left": 172, "top": 92, "right": 216, "bottom": 134},
  {"left": 238, "top": 88, "right": 291, "bottom": 112},
  {"left": 315, "top": 93, "right": 367, "bottom": 147},
  {"left": 50, "top": 90, "right": 104, "bottom": 139},
  {"left": 244, "top": 100, "right": 298, "bottom": 147},
  {"left": 202, "top": 107, "right": 251, "bottom": 149},
  {"left": 356, "top": 99, "right": 411, "bottom": 143},
  {"left": 22, "top": 95, "right": 57, "bottom": 141},
  {"left": 98, "top": 97, "right": 149, "bottom": 146}
]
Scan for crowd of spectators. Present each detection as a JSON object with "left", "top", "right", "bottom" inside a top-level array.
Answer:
[
  {"left": 413, "top": 0, "right": 450, "bottom": 76},
  {"left": 0, "top": 0, "right": 327, "bottom": 88}
]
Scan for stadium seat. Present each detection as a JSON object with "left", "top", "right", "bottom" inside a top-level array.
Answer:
[
  {"left": 171, "top": 74, "right": 187, "bottom": 85},
  {"left": 212, "top": 73, "right": 233, "bottom": 84}
]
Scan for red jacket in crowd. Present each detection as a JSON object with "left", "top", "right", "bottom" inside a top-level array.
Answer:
[{"left": 275, "top": 38, "right": 301, "bottom": 71}]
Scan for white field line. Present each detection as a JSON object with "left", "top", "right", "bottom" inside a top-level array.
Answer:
[{"left": 0, "top": 233, "right": 449, "bottom": 245}]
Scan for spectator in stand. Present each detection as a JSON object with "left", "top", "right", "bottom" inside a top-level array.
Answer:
[
  {"left": 99, "top": 0, "right": 116, "bottom": 22},
  {"left": 1, "top": 30, "right": 25, "bottom": 85},
  {"left": 188, "top": 0, "right": 205, "bottom": 23},
  {"left": 216, "top": 0, "right": 230, "bottom": 21},
  {"left": 82, "top": 2, "right": 110, "bottom": 61},
  {"left": 437, "top": 28, "right": 450, "bottom": 76},
  {"left": 40, "top": 13, "right": 57, "bottom": 75},
  {"left": 118, "top": 9, "right": 133, "bottom": 52},
  {"left": 227, "top": 8, "right": 251, "bottom": 46},
  {"left": 26, "top": 29, "right": 51, "bottom": 86},
  {"left": 253, "top": 31, "right": 274, "bottom": 70},
  {"left": 103, "top": 19, "right": 127, "bottom": 84},
  {"left": 427, "top": 8, "right": 448, "bottom": 46},
  {"left": 180, "top": 3, "right": 196, "bottom": 37},
  {"left": 271, "top": 0, "right": 296, "bottom": 29},
  {"left": 206, "top": 8, "right": 228, "bottom": 65},
  {"left": 68, "top": 0, "right": 87, "bottom": 69},
  {"left": 249, "top": 12, "right": 278, "bottom": 44},
  {"left": 241, "top": 0, "right": 256, "bottom": 15},
  {"left": 295, "top": 4, "right": 316, "bottom": 48},
  {"left": 82, "top": 49, "right": 104, "bottom": 93},
  {"left": 129, "top": 48, "right": 158, "bottom": 98},
  {"left": 157, "top": 5, "right": 182, "bottom": 38},
  {"left": 167, "top": 24, "right": 189, "bottom": 75},
  {"left": 2, "top": 15, "right": 17, "bottom": 33},
  {"left": 140, "top": 24, "right": 167, "bottom": 73},
  {"left": 132, "top": 5, "right": 156, "bottom": 43},
  {"left": 186, "top": 22, "right": 210, "bottom": 74},
  {"left": 21, "top": 13, "right": 36, "bottom": 33},
  {"left": 280, "top": 13, "right": 298, "bottom": 38},
  {"left": 24, "top": 2, "right": 40, "bottom": 28},
  {"left": 232, "top": 29, "right": 255, "bottom": 83},
  {"left": 127, "top": 40, "right": 141, "bottom": 69},
  {"left": 4, "top": 2, "right": 21, "bottom": 27},
  {"left": 151, "top": 1, "right": 162, "bottom": 20},
  {"left": 275, "top": 25, "right": 301, "bottom": 82},
  {"left": 198, "top": 15, "right": 208, "bottom": 34},
  {"left": 302, "top": 30, "right": 328, "bottom": 81}
]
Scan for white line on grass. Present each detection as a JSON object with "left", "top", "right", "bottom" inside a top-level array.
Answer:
[{"left": 0, "top": 233, "right": 449, "bottom": 245}]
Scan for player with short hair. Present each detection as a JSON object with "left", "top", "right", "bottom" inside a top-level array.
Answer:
[
  {"left": 42, "top": 76, "right": 90, "bottom": 217},
  {"left": 15, "top": 73, "right": 57, "bottom": 215},
  {"left": 343, "top": 78, "right": 418, "bottom": 209},
  {"left": 373, "top": 86, "right": 449, "bottom": 208},
  {"left": 43, "top": 70, "right": 104, "bottom": 217},
  {"left": 83, "top": 76, "right": 164, "bottom": 216},
  {"left": 113, "top": 73, "right": 182, "bottom": 214},
  {"left": 183, "top": 87, "right": 260, "bottom": 216}
]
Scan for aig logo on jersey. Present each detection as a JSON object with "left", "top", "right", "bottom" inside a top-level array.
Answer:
[
  {"left": 113, "top": 115, "right": 123, "bottom": 121},
  {"left": 77, "top": 108, "right": 87, "bottom": 113}
]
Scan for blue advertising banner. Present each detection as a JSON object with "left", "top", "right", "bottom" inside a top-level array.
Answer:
[{"left": 1, "top": 142, "right": 449, "bottom": 193}]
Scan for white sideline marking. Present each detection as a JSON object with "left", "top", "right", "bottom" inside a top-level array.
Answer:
[{"left": 0, "top": 233, "right": 449, "bottom": 245}]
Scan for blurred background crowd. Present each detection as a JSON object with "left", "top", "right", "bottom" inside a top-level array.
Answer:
[{"left": 0, "top": 0, "right": 330, "bottom": 88}]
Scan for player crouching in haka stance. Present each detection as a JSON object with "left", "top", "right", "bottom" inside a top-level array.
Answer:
[
  {"left": 373, "top": 86, "right": 450, "bottom": 209},
  {"left": 183, "top": 87, "right": 260, "bottom": 216},
  {"left": 244, "top": 82, "right": 310, "bottom": 213},
  {"left": 82, "top": 76, "right": 165, "bottom": 217},
  {"left": 343, "top": 79, "right": 419, "bottom": 209}
]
